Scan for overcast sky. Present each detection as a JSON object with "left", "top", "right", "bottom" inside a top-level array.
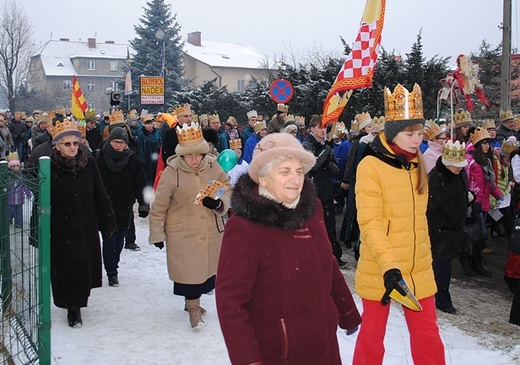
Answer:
[{"left": 17, "top": 0, "right": 518, "bottom": 63}]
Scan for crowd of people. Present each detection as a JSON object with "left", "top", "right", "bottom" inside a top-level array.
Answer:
[{"left": 3, "top": 83, "right": 520, "bottom": 364}]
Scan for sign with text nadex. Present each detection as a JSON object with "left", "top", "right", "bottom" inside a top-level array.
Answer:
[{"left": 140, "top": 76, "right": 164, "bottom": 104}]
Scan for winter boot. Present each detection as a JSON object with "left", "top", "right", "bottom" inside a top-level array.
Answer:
[
  {"left": 459, "top": 256, "right": 476, "bottom": 275},
  {"left": 472, "top": 254, "right": 492, "bottom": 277},
  {"left": 67, "top": 308, "right": 82, "bottom": 328},
  {"left": 185, "top": 298, "right": 204, "bottom": 329}
]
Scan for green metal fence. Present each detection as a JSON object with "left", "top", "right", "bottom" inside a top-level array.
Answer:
[{"left": 0, "top": 158, "right": 51, "bottom": 365}]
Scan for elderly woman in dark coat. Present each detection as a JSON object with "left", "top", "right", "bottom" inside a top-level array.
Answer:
[
  {"left": 216, "top": 133, "right": 361, "bottom": 365},
  {"left": 50, "top": 120, "right": 116, "bottom": 328},
  {"left": 427, "top": 140, "right": 469, "bottom": 315}
]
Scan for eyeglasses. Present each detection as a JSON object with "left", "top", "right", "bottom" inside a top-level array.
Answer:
[
  {"left": 60, "top": 141, "right": 80, "bottom": 147},
  {"left": 110, "top": 140, "right": 126, "bottom": 145}
]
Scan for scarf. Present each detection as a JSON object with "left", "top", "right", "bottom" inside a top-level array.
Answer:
[
  {"left": 102, "top": 142, "right": 133, "bottom": 172},
  {"left": 388, "top": 141, "right": 418, "bottom": 162},
  {"left": 482, "top": 158, "right": 496, "bottom": 183},
  {"left": 51, "top": 148, "right": 87, "bottom": 174}
]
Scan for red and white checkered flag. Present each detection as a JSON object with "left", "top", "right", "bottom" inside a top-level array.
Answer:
[{"left": 322, "top": 0, "right": 386, "bottom": 127}]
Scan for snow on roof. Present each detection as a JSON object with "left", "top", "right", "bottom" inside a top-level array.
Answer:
[
  {"left": 184, "top": 40, "right": 275, "bottom": 69},
  {"left": 33, "top": 39, "right": 130, "bottom": 77}
]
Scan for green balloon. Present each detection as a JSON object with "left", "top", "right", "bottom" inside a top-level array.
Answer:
[{"left": 217, "top": 149, "right": 238, "bottom": 173}]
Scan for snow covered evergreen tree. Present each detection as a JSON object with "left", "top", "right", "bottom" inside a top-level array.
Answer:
[{"left": 129, "top": 0, "right": 185, "bottom": 113}]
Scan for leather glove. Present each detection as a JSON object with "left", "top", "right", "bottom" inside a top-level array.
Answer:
[
  {"left": 154, "top": 242, "right": 164, "bottom": 250},
  {"left": 346, "top": 325, "right": 359, "bottom": 336},
  {"left": 381, "top": 269, "right": 406, "bottom": 306},
  {"left": 202, "top": 197, "right": 222, "bottom": 210},
  {"left": 138, "top": 204, "right": 150, "bottom": 218}
]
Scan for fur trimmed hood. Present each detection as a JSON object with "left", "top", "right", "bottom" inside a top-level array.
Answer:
[{"left": 231, "top": 174, "right": 317, "bottom": 231}]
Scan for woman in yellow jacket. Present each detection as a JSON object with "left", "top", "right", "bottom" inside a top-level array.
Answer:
[{"left": 352, "top": 84, "right": 445, "bottom": 365}]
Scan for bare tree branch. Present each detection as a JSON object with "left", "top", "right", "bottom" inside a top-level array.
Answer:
[{"left": 0, "top": 0, "right": 33, "bottom": 111}]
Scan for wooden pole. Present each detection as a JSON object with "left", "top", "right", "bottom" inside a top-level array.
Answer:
[{"left": 500, "top": 0, "right": 512, "bottom": 111}]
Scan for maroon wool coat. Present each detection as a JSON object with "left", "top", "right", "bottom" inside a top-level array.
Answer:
[{"left": 216, "top": 175, "right": 361, "bottom": 365}]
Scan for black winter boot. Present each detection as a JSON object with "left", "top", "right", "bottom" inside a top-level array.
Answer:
[
  {"left": 459, "top": 256, "right": 476, "bottom": 275},
  {"left": 67, "top": 308, "right": 82, "bottom": 328},
  {"left": 472, "top": 255, "right": 492, "bottom": 277}
]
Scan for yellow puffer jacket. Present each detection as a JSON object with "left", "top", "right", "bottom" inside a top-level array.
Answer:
[{"left": 354, "top": 133, "right": 436, "bottom": 301}]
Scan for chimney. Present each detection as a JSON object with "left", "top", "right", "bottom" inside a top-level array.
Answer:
[
  {"left": 187, "top": 31, "right": 201, "bottom": 47},
  {"left": 87, "top": 38, "right": 96, "bottom": 48},
  {"left": 59, "top": 38, "right": 69, "bottom": 42}
]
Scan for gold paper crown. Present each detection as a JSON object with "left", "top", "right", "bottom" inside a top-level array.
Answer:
[
  {"left": 295, "top": 116, "right": 305, "bottom": 125},
  {"left": 199, "top": 114, "right": 208, "bottom": 121},
  {"left": 501, "top": 137, "right": 518, "bottom": 156},
  {"left": 372, "top": 116, "right": 386, "bottom": 132},
  {"left": 424, "top": 119, "right": 442, "bottom": 140},
  {"left": 51, "top": 118, "right": 79, "bottom": 139},
  {"left": 277, "top": 104, "right": 289, "bottom": 113},
  {"left": 253, "top": 120, "right": 267, "bottom": 133},
  {"left": 442, "top": 140, "right": 466, "bottom": 164},
  {"left": 176, "top": 122, "right": 203, "bottom": 146},
  {"left": 257, "top": 115, "right": 264, "bottom": 121},
  {"left": 127, "top": 109, "right": 138, "bottom": 121},
  {"left": 453, "top": 109, "right": 472, "bottom": 128},
  {"left": 469, "top": 126, "right": 491, "bottom": 146},
  {"left": 229, "top": 139, "right": 242, "bottom": 150},
  {"left": 332, "top": 122, "right": 346, "bottom": 138},
  {"left": 209, "top": 114, "right": 220, "bottom": 123},
  {"left": 55, "top": 107, "right": 65, "bottom": 116},
  {"left": 226, "top": 116, "right": 238, "bottom": 126},
  {"left": 7, "top": 151, "right": 19, "bottom": 162},
  {"left": 500, "top": 109, "right": 515, "bottom": 123},
  {"left": 350, "top": 120, "right": 359, "bottom": 132},
  {"left": 85, "top": 108, "right": 96, "bottom": 120},
  {"left": 76, "top": 120, "right": 86, "bottom": 138},
  {"left": 285, "top": 114, "right": 295, "bottom": 122},
  {"left": 383, "top": 83, "right": 424, "bottom": 122},
  {"left": 481, "top": 119, "right": 496, "bottom": 130},
  {"left": 191, "top": 114, "right": 199, "bottom": 123},
  {"left": 355, "top": 112, "right": 372, "bottom": 125},
  {"left": 174, "top": 104, "right": 191, "bottom": 116},
  {"left": 109, "top": 110, "right": 125, "bottom": 125}
]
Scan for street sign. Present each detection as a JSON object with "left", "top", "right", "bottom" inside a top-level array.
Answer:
[
  {"left": 270, "top": 79, "right": 293, "bottom": 103},
  {"left": 140, "top": 76, "right": 164, "bottom": 104}
]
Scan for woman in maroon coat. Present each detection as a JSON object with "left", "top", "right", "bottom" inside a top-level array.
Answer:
[{"left": 216, "top": 133, "right": 361, "bottom": 365}]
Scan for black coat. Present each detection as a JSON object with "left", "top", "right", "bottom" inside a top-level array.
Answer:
[
  {"left": 97, "top": 147, "right": 147, "bottom": 231},
  {"left": 302, "top": 134, "right": 339, "bottom": 201},
  {"left": 50, "top": 153, "right": 116, "bottom": 309},
  {"left": 427, "top": 157, "right": 469, "bottom": 259}
]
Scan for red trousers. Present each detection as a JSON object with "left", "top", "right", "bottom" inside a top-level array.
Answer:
[{"left": 352, "top": 296, "right": 445, "bottom": 365}]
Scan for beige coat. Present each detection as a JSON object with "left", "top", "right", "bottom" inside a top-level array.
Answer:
[{"left": 149, "top": 154, "right": 232, "bottom": 284}]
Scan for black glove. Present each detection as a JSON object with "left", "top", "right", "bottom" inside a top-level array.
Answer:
[
  {"left": 381, "top": 269, "right": 406, "bottom": 306},
  {"left": 202, "top": 197, "right": 222, "bottom": 210},
  {"left": 154, "top": 242, "right": 164, "bottom": 250},
  {"left": 324, "top": 140, "right": 334, "bottom": 148},
  {"left": 138, "top": 204, "right": 150, "bottom": 218}
]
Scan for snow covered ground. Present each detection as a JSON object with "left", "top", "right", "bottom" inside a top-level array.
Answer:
[{"left": 50, "top": 215, "right": 520, "bottom": 365}]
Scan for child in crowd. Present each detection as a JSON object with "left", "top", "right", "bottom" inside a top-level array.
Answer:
[{"left": 8, "top": 156, "right": 32, "bottom": 229}]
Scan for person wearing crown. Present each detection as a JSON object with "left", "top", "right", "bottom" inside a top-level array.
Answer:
[
  {"left": 227, "top": 138, "right": 249, "bottom": 187},
  {"left": 452, "top": 108, "right": 472, "bottom": 145},
  {"left": 466, "top": 127, "right": 503, "bottom": 264},
  {"left": 149, "top": 122, "right": 232, "bottom": 329},
  {"left": 241, "top": 110, "right": 258, "bottom": 147},
  {"left": 161, "top": 104, "right": 192, "bottom": 164},
  {"left": 49, "top": 120, "right": 116, "bottom": 328},
  {"left": 352, "top": 84, "right": 445, "bottom": 365},
  {"left": 423, "top": 120, "right": 447, "bottom": 173},
  {"left": 497, "top": 110, "right": 516, "bottom": 143},
  {"left": 267, "top": 104, "right": 288, "bottom": 134},
  {"left": 427, "top": 140, "right": 469, "bottom": 315},
  {"left": 243, "top": 120, "right": 267, "bottom": 164}
]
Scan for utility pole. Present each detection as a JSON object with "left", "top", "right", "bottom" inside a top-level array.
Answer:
[{"left": 500, "top": 0, "right": 512, "bottom": 111}]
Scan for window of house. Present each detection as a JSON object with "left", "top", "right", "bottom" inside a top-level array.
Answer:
[
  {"left": 110, "top": 81, "right": 119, "bottom": 91},
  {"left": 63, "top": 79, "right": 72, "bottom": 90},
  {"left": 87, "top": 81, "right": 95, "bottom": 92},
  {"left": 110, "top": 61, "right": 118, "bottom": 71},
  {"left": 87, "top": 60, "right": 95, "bottom": 70},
  {"left": 237, "top": 80, "right": 245, "bottom": 93}
]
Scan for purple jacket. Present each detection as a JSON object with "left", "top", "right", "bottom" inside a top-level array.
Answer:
[{"left": 8, "top": 177, "right": 32, "bottom": 205}]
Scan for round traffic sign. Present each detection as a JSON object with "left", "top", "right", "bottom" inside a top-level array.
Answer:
[{"left": 270, "top": 79, "right": 293, "bottom": 103}]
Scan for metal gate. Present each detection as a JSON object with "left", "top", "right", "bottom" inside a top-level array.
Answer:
[{"left": 0, "top": 158, "right": 51, "bottom": 365}]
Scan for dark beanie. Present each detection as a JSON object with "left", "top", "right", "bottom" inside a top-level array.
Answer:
[
  {"left": 108, "top": 126, "right": 129, "bottom": 144},
  {"left": 384, "top": 119, "right": 424, "bottom": 142}
]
